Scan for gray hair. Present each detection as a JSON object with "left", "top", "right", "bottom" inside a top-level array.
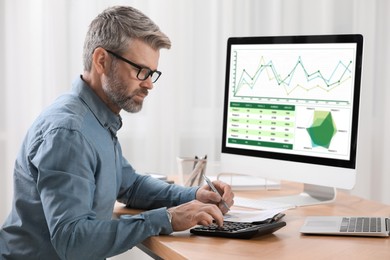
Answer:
[{"left": 83, "top": 6, "right": 171, "bottom": 71}]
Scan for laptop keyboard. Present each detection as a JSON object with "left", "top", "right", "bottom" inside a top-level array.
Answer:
[{"left": 340, "top": 217, "right": 381, "bottom": 232}]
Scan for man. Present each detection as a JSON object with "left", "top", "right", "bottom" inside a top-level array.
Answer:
[{"left": 0, "top": 6, "right": 234, "bottom": 259}]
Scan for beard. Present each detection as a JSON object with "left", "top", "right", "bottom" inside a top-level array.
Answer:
[{"left": 102, "top": 63, "right": 148, "bottom": 113}]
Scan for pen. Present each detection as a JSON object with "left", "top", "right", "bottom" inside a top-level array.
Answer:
[
  {"left": 189, "top": 155, "right": 199, "bottom": 186},
  {"left": 185, "top": 160, "right": 205, "bottom": 187},
  {"left": 203, "top": 175, "right": 230, "bottom": 211},
  {"left": 197, "top": 155, "right": 207, "bottom": 186}
]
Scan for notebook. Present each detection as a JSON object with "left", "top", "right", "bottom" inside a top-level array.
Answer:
[{"left": 300, "top": 216, "right": 390, "bottom": 237}]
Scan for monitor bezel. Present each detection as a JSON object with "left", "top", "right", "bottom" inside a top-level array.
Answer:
[{"left": 221, "top": 34, "right": 363, "bottom": 169}]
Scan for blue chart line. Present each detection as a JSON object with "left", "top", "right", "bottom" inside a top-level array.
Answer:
[{"left": 233, "top": 52, "right": 353, "bottom": 98}]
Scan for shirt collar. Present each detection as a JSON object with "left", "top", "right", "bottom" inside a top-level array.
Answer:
[{"left": 72, "top": 75, "right": 122, "bottom": 136}]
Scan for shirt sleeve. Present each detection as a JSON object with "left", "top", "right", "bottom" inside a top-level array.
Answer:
[
  {"left": 116, "top": 157, "right": 198, "bottom": 209},
  {"left": 29, "top": 128, "right": 179, "bottom": 259}
]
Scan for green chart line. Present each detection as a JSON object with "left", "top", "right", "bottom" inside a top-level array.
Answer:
[{"left": 233, "top": 52, "right": 353, "bottom": 97}]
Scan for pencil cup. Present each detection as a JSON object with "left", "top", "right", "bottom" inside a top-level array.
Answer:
[{"left": 176, "top": 157, "right": 207, "bottom": 187}]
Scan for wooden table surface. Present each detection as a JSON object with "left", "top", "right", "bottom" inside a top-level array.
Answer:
[{"left": 114, "top": 181, "right": 390, "bottom": 259}]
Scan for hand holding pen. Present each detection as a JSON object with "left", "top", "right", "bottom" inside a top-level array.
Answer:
[
  {"left": 168, "top": 175, "right": 234, "bottom": 230},
  {"left": 203, "top": 175, "right": 230, "bottom": 211}
]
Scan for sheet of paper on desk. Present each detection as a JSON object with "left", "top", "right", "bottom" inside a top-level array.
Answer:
[
  {"left": 210, "top": 174, "right": 281, "bottom": 190},
  {"left": 223, "top": 209, "right": 286, "bottom": 223}
]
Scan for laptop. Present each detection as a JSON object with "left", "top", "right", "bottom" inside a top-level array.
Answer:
[{"left": 300, "top": 216, "right": 390, "bottom": 237}]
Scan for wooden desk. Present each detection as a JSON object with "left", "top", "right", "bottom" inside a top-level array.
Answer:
[{"left": 114, "top": 182, "right": 390, "bottom": 259}]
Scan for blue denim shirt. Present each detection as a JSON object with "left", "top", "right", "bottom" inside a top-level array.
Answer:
[{"left": 0, "top": 76, "right": 197, "bottom": 259}]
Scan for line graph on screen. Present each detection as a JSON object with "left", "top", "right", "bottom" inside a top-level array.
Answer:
[{"left": 231, "top": 47, "right": 356, "bottom": 103}]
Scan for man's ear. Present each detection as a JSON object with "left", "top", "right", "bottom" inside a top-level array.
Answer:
[{"left": 92, "top": 47, "right": 110, "bottom": 74}]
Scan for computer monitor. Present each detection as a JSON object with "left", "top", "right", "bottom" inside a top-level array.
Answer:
[{"left": 220, "top": 34, "right": 363, "bottom": 206}]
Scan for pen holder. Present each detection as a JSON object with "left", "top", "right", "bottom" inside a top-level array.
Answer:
[{"left": 176, "top": 156, "right": 207, "bottom": 187}]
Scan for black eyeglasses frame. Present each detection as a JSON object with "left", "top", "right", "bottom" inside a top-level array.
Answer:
[{"left": 105, "top": 49, "right": 162, "bottom": 83}]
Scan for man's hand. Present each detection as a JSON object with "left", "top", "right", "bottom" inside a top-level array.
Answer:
[
  {"left": 167, "top": 200, "right": 223, "bottom": 231},
  {"left": 196, "top": 180, "right": 234, "bottom": 214}
]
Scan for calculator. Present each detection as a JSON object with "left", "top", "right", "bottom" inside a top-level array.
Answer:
[{"left": 190, "top": 220, "right": 286, "bottom": 239}]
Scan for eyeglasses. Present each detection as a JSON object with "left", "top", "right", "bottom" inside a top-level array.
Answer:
[{"left": 105, "top": 49, "right": 162, "bottom": 83}]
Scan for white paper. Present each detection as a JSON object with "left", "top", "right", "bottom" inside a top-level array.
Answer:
[{"left": 223, "top": 208, "right": 287, "bottom": 223}]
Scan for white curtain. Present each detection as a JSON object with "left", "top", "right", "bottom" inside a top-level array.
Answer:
[{"left": 1, "top": 0, "right": 390, "bottom": 224}]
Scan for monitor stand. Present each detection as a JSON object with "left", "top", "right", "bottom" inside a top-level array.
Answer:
[{"left": 262, "top": 183, "right": 337, "bottom": 207}]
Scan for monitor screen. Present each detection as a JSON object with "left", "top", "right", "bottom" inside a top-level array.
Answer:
[{"left": 220, "top": 34, "right": 363, "bottom": 206}]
